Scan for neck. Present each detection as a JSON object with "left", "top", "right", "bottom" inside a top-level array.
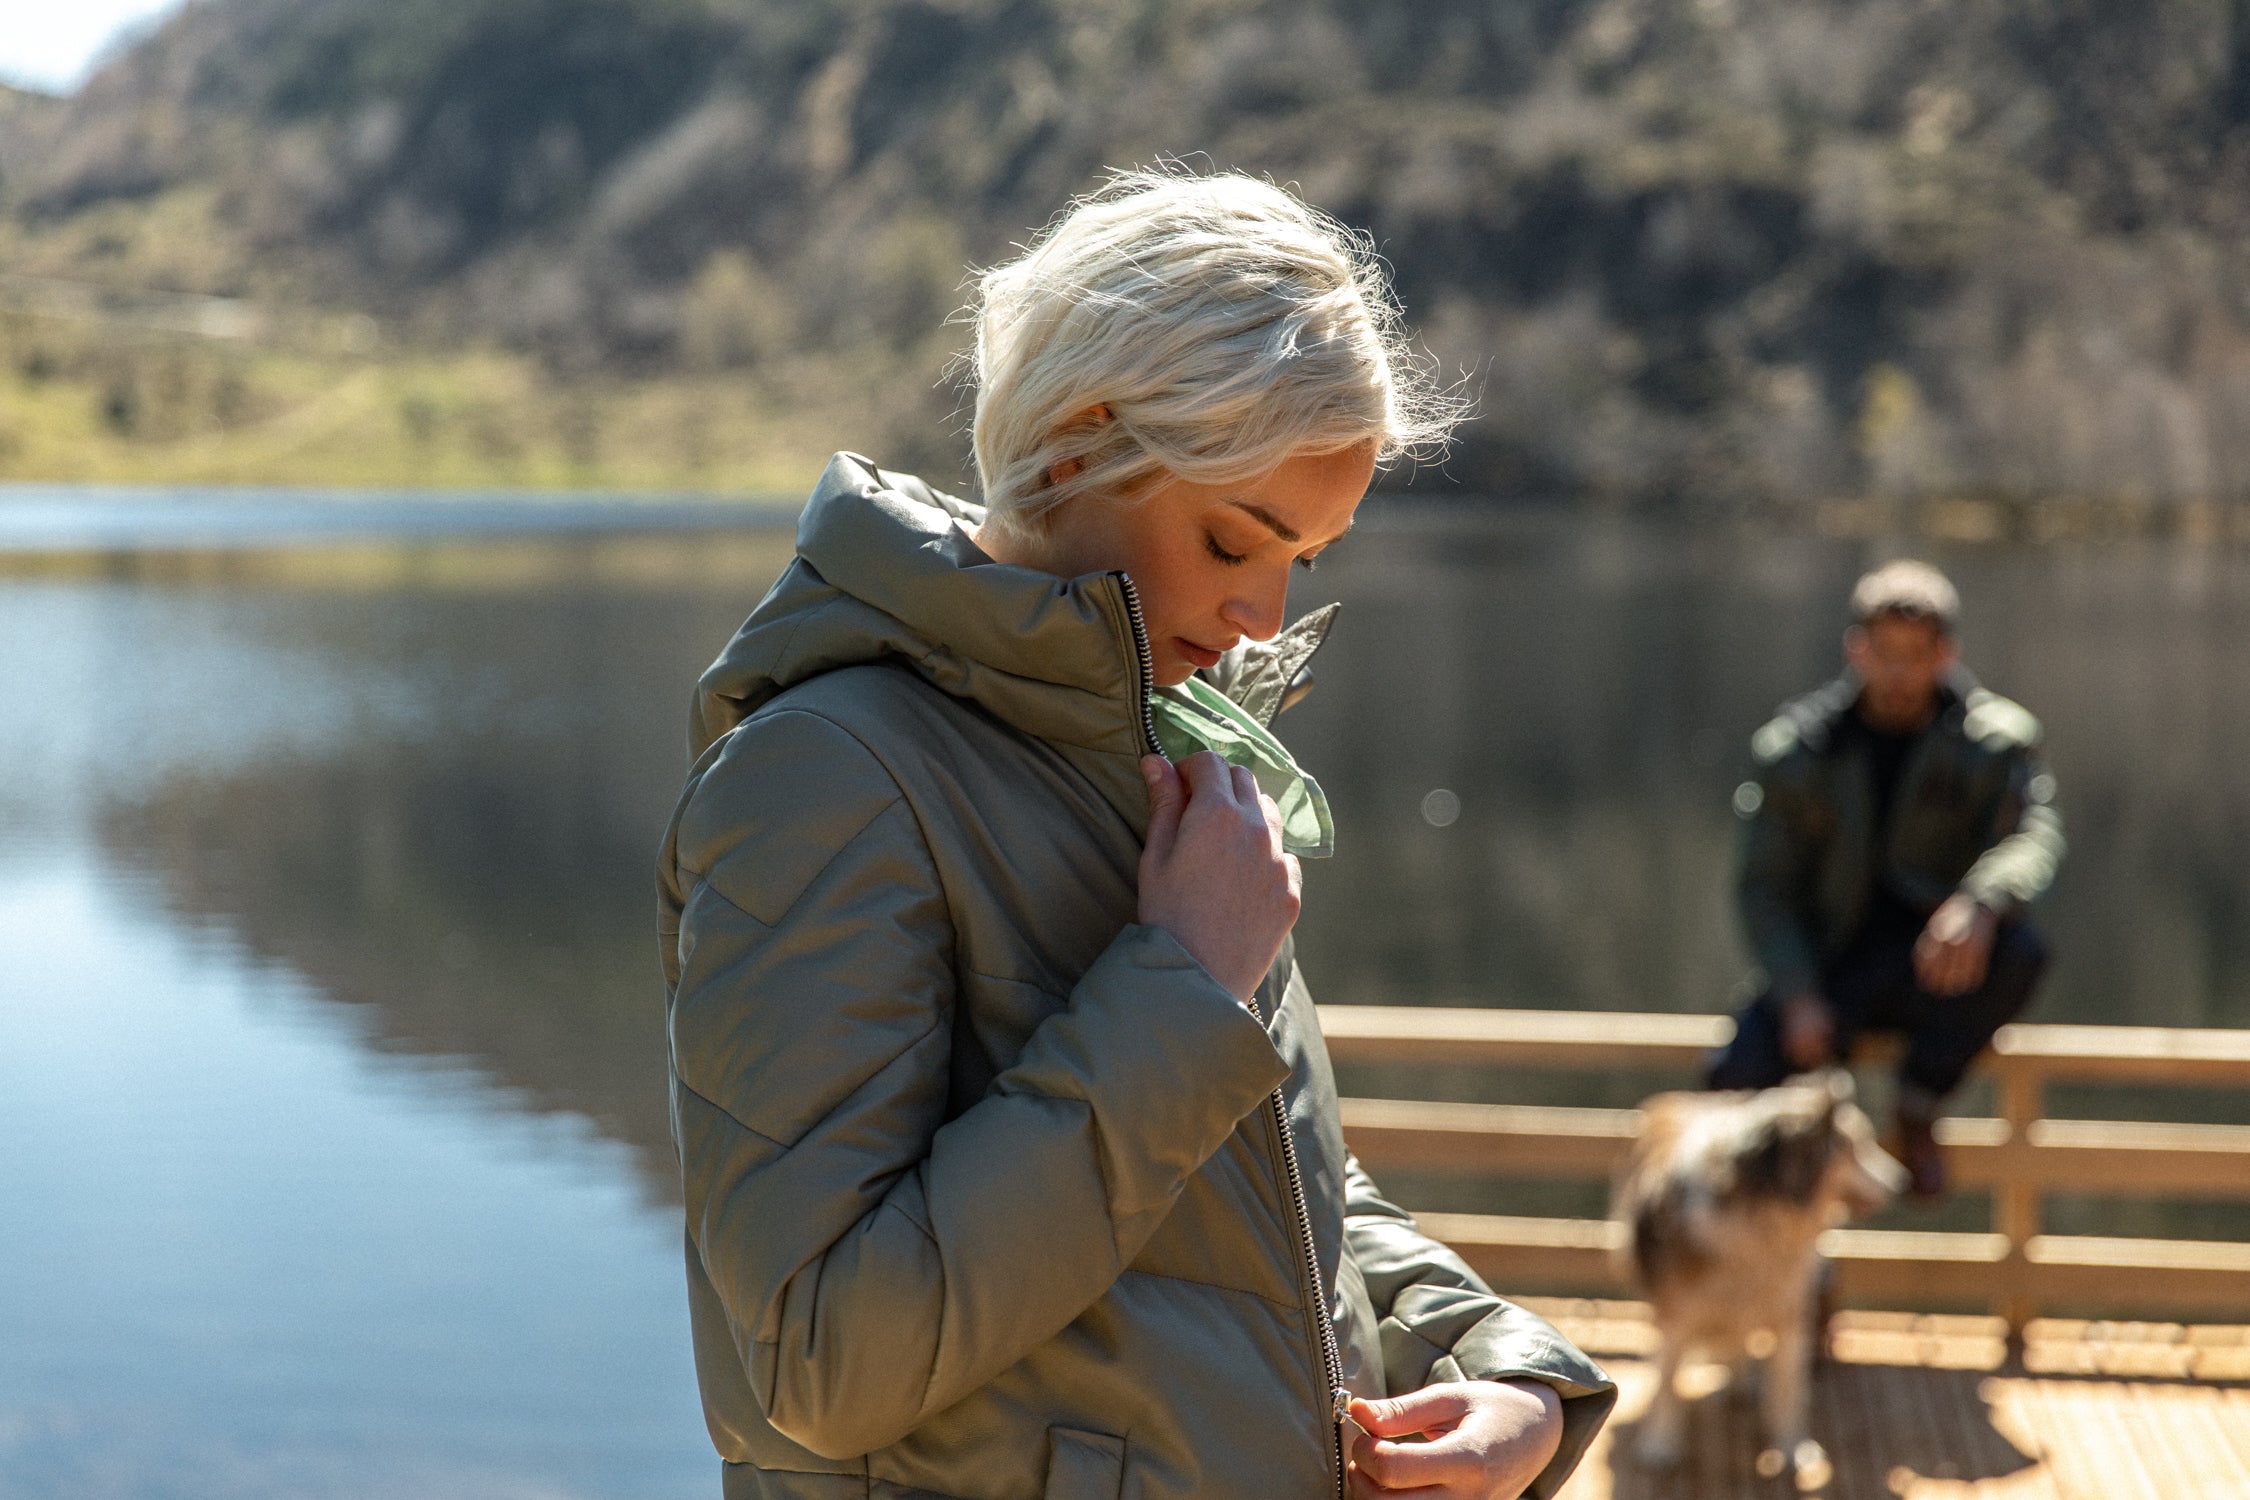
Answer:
[
  {"left": 967, "top": 518, "right": 1050, "bottom": 573},
  {"left": 1857, "top": 696, "right": 1937, "bottom": 734}
]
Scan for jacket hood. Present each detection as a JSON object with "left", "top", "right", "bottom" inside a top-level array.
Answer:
[{"left": 691, "top": 452, "right": 1338, "bottom": 782}]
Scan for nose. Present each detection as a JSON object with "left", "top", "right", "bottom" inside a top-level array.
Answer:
[{"left": 1220, "top": 564, "right": 1290, "bottom": 643}]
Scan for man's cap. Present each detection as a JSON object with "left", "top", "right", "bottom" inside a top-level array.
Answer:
[{"left": 1850, "top": 559, "right": 1959, "bottom": 634}]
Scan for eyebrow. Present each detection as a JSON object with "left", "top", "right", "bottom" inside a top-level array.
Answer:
[{"left": 1224, "top": 500, "right": 1354, "bottom": 548}]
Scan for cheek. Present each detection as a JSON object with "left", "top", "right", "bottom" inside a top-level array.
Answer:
[{"left": 1139, "top": 542, "right": 1222, "bottom": 626}]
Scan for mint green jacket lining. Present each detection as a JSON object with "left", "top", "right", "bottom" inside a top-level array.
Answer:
[{"left": 1152, "top": 676, "right": 1335, "bottom": 858}]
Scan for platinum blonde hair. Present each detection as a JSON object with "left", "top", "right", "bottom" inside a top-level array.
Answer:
[{"left": 967, "top": 168, "right": 1462, "bottom": 538}]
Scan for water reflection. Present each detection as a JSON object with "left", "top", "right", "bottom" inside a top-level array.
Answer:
[
  {"left": 0, "top": 845, "right": 710, "bottom": 1497},
  {"left": 0, "top": 548, "right": 775, "bottom": 1496},
  {"left": 3, "top": 507, "right": 2247, "bottom": 1486},
  {"left": 1283, "top": 510, "right": 2250, "bottom": 1034}
]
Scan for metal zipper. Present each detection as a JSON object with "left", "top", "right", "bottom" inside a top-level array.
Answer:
[
  {"left": 1112, "top": 572, "right": 1161, "bottom": 759},
  {"left": 1243, "top": 986, "right": 1351, "bottom": 1500},
  {"left": 1114, "top": 571, "right": 1348, "bottom": 1496}
]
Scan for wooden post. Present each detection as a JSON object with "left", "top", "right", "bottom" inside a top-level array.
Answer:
[{"left": 1995, "top": 1058, "right": 2044, "bottom": 1345}]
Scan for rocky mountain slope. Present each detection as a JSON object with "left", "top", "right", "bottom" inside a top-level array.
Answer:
[{"left": 8, "top": 0, "right": 2250, "bottom": 508}]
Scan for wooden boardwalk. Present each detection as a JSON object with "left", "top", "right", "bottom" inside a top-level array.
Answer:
[
  {"left": 1318, "top": 1004, "right": 2250, "bottom": 1493},
  {"left": 1321, "top": 1004, "right": 2250, "bottom": 1325},
  {"left": 1535, "top": 1300, "right": 2250, "bottom": 1500}
]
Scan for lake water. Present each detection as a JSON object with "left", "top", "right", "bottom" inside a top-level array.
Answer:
[{"left": 3, "top": 493, "right": 2246, "bottom": 1494}]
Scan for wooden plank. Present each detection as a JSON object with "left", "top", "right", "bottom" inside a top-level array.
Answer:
[
  {"left": 1929, "top": 1116, "right": 2250, "bottom": 1199},
  {"left": 2012, "top": 1119, "right": 2250, "bottom": 1198},
  {"left": 1993, "top": 1022, "right": 2250, "bottom": 1085},
  {"left": 1412, "top": 1213, "right": 2020, "bottom": 1301},
  {"left": 1825, "top": 1229, "right": 2014, "bottom": 1304},
  {"left": 1316, "top": 1004, "right": 1729, "bottom": 1071},
  {"left": 2028, "top": 1234, "right": 2250, "bottom": 1273},
  {"left": 1415, "top": 1214, "right": 2250, "bottom": 1318},
  {"left": 1320, "top": 1005, "right": 2250, "bottom": 1086},
  {"left": 1338, "top": 1097, "right": 1641, "bottom": 1177},
  {"left": 1348, "top": 1101, "right": 2250, "bottom": 1201},
  {"left": 1412, "top": 1211, "right": 1625, "bottom": 1294}
]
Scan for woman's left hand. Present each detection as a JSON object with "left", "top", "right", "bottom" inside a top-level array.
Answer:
[{"left": 1347, "top": 1379, "right": 1563, "bottom": 1499}]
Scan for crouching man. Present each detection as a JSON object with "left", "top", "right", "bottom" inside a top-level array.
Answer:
[{"left": 1706, "top": 560, "right": 2065, "bottom": 1197}]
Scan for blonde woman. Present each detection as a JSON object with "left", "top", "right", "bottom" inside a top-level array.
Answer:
[{"left": 659, "top": 171, "right": 1615, "bottom": 1500}]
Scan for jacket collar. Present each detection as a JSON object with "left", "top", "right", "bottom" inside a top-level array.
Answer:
[
  {"left": 1793, "top": 666, "right": 1981, "bottom": 752},
  {"left": 690, "top": 453, "right": 1338, "bottom": 827}
]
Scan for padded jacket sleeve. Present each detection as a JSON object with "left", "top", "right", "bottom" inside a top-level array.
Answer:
[
  {"left": 663, "top": 707, "right": 1289, "bottom": 1461},
  {"left": 1344, "top": 1154, "right": 1618, "bottom": 1498},
  {"left": 1959, "top": 744, "right": 2065, "bottom": 917},
  {"left": 1737, "top": 746, "right": 1826, "bottom": 1001}
]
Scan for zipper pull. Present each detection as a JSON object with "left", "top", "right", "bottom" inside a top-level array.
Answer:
[{"left": 1334, "top": 1384, "right": 1365, "bottom": 1476}]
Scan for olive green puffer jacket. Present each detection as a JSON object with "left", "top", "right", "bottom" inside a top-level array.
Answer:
[{"left": 658, "top": 453, "right": 1616, "bottom": 1500}]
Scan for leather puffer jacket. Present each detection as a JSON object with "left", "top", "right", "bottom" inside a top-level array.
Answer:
[{"left": 658, "top": 453, "right": 1616, "bottom": 1500}]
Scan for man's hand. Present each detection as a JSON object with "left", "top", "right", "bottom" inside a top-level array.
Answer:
[
  {"left": 1780, "top": 990, "right": 1835, "bottom": 1071},
  {"left": 1915, "top": 894, "right": 1997, "bottom": 996},
  {"left": 1138, "top": 752, "right": 1301, "bottom": 1001},
  {"left": 1347, "top": 1379, "right": 1563, "bottom": 1499}
]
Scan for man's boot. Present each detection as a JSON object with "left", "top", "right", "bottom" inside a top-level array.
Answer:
[{"left": 1892, "top": 1086, "right": 1948, "bottom": 1200}]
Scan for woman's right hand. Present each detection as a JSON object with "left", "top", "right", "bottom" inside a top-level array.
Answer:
[{"left": 1138, "top": 752, "right": 1302, "bottom": 1002}]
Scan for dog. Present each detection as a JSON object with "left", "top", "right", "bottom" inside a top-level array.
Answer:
[{"left": 1611, "top": 1072, "right": 1906, "bottom": 1483}]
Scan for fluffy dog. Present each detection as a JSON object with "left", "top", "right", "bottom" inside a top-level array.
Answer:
[{"left": 1612, "top": 1073, "right": 1905, "bottom": 1482}]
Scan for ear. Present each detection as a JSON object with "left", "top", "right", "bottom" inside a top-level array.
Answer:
[{"left": 1044, "top": 403, "right": 1115, "bottom": 490}]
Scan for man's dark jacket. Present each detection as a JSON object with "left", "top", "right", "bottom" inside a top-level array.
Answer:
[{"left": 1735, "top": 673, "right": 2065, "bottom": 999}]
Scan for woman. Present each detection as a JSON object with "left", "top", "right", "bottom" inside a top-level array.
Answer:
[{"left": 658, "top": 171, "right": 1615, "bottom": 1500}]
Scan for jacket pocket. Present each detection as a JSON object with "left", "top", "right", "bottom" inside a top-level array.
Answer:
[{"left": 1043, "top": 1427, "right": 1125, "bottom": 1500}]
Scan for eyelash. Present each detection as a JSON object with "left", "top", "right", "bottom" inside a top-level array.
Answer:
[{"left": 1204, "top": 534, "right": 1320, "bottom": 571}]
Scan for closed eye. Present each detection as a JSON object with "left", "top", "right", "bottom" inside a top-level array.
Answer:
[{"left": 1204, "top": 534, "right": 1248, "bottom": 566}]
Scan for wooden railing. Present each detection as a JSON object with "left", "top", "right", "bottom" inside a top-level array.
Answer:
[{"left": 1319, "top": 1005, "right": 2250, "bottom": 1329}]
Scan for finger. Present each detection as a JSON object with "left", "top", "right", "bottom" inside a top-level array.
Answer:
[
  {"left": 1351, "top": 1388, "right": 1473, "bottom": 1439},
  {"left": 1140, "top": 755, "right": 1183, "bottom": 861},
  {"left": 1348, "top": 1463, "right": 1439, "bottom": 1499},
  {"left": 1347, "top": 1454, "right": 1444, "bottom": 1498},
  {"left": 1353, "top": 1431, "right": 1477, "bottom": 1493},
  {"left": 1283, "top": 851, "right": 1302, "bottom": 904},
  {"left": 1913, "top": 937, "right": 1942, "bottom": 991},
  {"left": 1228, "top": 761, "right": 1259, "bottom": 815},
  {"left": 1178, "top": 750, "right": 1238, "bottom": 806},
  {"left": 1933, "top": 942, "right": 1969, "bottom": 995},
  {"left": 1944, "top": 950, "right": 1978, "bottom": 996},
  {"left": 1960, "top": 945, "right": 1993, "bottom": 993},
  {"left": 1925, "top": 946, "right": 1954, "bottom": 994},
  {"left": 1257, "top": 788, "right": 1286, "bottom": 854}
]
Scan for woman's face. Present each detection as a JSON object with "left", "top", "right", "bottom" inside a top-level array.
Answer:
[{"left": 1023, "top": 442, "right": 1376, "bottom": 687}]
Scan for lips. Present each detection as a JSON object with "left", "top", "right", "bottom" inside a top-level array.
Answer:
[{"left": 1174, "top": 638, "right": 1225, "bottom": 670}]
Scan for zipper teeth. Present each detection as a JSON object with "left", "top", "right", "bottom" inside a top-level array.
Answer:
[
  {"left": 1244, "top": 989, "right": 1350, "bottom": 1500},
  {"left": 1119, "top": 569, "right": 1343, "bottom": 1494},
  {"left": 1113, "top": 572, "right": 1161, "bottom": 758}
]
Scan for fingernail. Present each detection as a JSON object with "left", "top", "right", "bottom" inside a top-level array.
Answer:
[{"left": 1140, "top": 757, "right": 1163, "bottom": 786}]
